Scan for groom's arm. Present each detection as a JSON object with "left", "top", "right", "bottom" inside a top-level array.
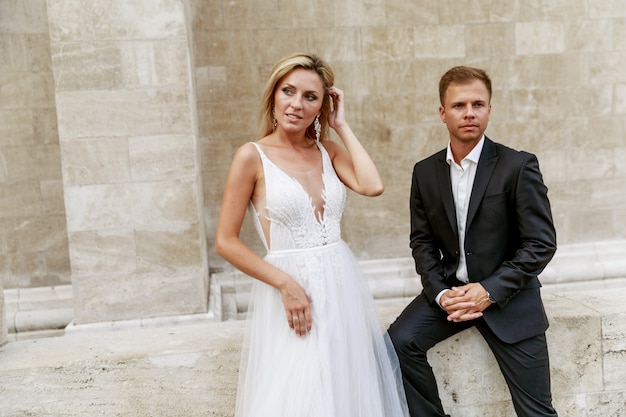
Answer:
[{"left": 409, "top": 163, "right": 451, "bottom": 305}]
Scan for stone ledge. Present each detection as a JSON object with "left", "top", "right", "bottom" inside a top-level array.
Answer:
[
  {"left": 4, "top": 240, "right": 626, "bottom": 340},
  {"left": 0, "top": 288, "right": 624, "bottom": 416},
  {"left": 210, "top": 240, "right": 626, "bottom": 320},
  {"left": 3, "top": 285, "right": 74, "bottom": 341},
  {"left": 420, "top": 289, "right": 626, "bottom": 416}
]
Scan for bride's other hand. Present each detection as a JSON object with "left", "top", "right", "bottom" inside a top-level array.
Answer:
[{"left": 281, "top": 279, "right": 312, "bottom": 337}]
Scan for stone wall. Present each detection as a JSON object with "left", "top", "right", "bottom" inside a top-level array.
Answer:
[
  {"left": 195, "top": 0, "right": 626, "bottom": 267},
  {"left": 0, "top": 0, "right": 69, "bottom": 289},
  {"left": 1, "top": 0, "right": 626, "bottom": 325}
]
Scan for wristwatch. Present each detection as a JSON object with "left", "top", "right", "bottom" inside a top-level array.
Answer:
[{"left": 487, "top": 291, "right": 496, "bottom": 304}]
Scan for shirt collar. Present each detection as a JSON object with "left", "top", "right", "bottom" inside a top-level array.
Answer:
[{"left": 446, "top": 135, "right": 485, "bottom": 166}]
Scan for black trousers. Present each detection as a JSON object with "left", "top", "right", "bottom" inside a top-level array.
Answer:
[{"left": 387, "top": 293, "right": 558, "bottom": 417}]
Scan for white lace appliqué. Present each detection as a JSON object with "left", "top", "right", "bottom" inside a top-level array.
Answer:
[{"left": 250, "top": 142, "right": 346, "bottom": 250}]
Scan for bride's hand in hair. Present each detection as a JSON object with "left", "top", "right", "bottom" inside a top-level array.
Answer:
[{"left": 327, "top": 86, "right": 347, "bottom": 130}]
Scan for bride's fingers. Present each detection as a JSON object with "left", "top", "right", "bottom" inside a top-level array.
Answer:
[{"left": 288, "top": 311, "right": 312, "bottom": 336}]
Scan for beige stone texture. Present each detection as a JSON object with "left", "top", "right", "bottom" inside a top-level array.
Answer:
[
  {"left": 39, "top": 0, "right": 208, "bottom": 323},
  {"left": 0, "top": 0, "right": 68, "bottom": 290},
  {"left": 516, "top": 21, "right": 566, "bottom": 55},
  {"left": 1, "top": 0, "right": 626, "bottom": 326},
  {"left": 50, "top": 42, "right": 123, "bottom": 91},
  {"left": 194, "top": 0, "right": 626, "bottom": 271},
  {"left": 414, "top": 25, "right": 466, "bottom": 58},
  {"left": 46, "top": 0, "right": 187, "bottom": 42},
  {"left": 68, "top": 230, "right": 137, "bottom": 275},
  {"left": 71, "top": 269, "right": 207, "bottom": 323},
  {"left": 2, "top": 289, "right": 626, "bottom": 416},
  {"left": 0, "top": 280, "right": 6, "bottom": 346},
  {"left": 55, "top": 89, "right": 193, "bottom": 139}
]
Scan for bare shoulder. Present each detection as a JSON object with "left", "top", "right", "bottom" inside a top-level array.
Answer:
[
  {"left": 226, "top": 142, "right": 263, "bottom": 181},
  {"left": 319, "top": 139, "right": 343, "bottom": 158},
  {"left": 232, "top": 141, "right": 261, "bottom": 164}
]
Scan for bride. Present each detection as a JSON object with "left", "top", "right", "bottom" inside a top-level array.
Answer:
[{"left": 215, "top": 52, "right": 409, "bottom": 417}]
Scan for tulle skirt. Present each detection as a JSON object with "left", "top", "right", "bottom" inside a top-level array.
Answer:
[{"left": 234, "top": 240, "right": 409, "bottom": 417}]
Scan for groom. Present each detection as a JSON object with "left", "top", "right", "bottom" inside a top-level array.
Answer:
[{"left": 388, "top": 66, "right": 558, "bottom": 417}]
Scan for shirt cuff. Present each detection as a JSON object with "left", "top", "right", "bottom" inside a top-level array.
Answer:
[{"left": 435, "top": 289, "right": 449, "bottom": 310}]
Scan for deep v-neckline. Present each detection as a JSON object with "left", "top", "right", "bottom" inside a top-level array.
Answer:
[{"left": 257, "top": 142, "right": 328, "bottom": 223}]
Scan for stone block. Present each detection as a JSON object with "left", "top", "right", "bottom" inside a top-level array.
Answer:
[
  {"left": 413, "top": 25, "right": 466, "bottom": 58},
  {"left": 379, "top": 290, "right": 623, "bottom": 416},
  {"left": 135, "top": 224, "right": 204, "bottom": 272},
  {"left": 516, "top": 22, "right": 566, "bottom": 55},
  {"left": 32, "top": 107, "right": 59, "bottom": 145},
  {"left": 50, "top": 41, "right": 122, "bottom": 91},
  {"left": 3, "top": 144, "right": 61, "bottom": 181},
  {"left": 0, "top": 35, "right": 29, "bottom": 72},
  {"left": 437, "top": 0, "right": 491, "bottom": 24},
  {"left": 589, "top": 0, "right": 626, "bottom": 19},
  {"left": 72, "top": 270, "right": 207, "bottom": 324},
  {"left": 615, "top": 84, "right": 626, "bottom": 114},
  {"left": 0, "top": 0, "right": 49, "bottom": 34},
  {"left": 466, "top": 24, "right": 514, "bottom": 58},
  {"left": 68, "top": 230, "right": 137, "bottom": 275},
  {"left": 55, "top": 89, "right": 192, "bottom": 139},
  {"left": 25, "top": 34, "right": 52, "bottom": 72},
  {"left": 60, "top": 137, "right": 131, "bottom": 186},
  {"left": 567, "top": 19, "right": 614, "bottom": 52},
  {"left": 128, "top": 134, "right": 197, "bottom": 181},
  {"left": 0, "top": 109, "right": 34, "bottom": 146},
  {"left": 361, "top": 27, "right": 416, "bottom": 61},
  {"left": 46, "top": 0, "right": 187, "bottom": 42},
  {"left": 40, "top": 179, "right": 66, "bottom": 215},
  {"left": 64, "top": 180, "right": 199, "bottom": 232},
  {"left": 308, "top": 28, "right": 362, "bottom": 62},
  {"left": 119, "top": 40, "right": 190, "bottom": 87},
  {"left": 333, "top": 0, "right": 386, "bottom": 27},
  {"left": 0, "top": 72, "right": 55, "bottom": 109},
  {"left": 386, "top": 1, "right": 438, "bottom": 25},
  {"left": 196, "top": 101, "right": 257, "bottom": 139},
  {"left": 589, "top": 52, "right": 626, "bottom": 84}
]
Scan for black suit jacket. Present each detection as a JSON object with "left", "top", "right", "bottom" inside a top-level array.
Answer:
[{"left": 410, "top": 137, "right": 557, "bottom": 343}]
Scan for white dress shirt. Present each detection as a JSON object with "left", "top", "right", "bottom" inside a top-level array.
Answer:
[{"left": 435, "top": 136, "right": 485, "bottom": 306}]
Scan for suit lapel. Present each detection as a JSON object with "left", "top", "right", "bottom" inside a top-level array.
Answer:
[
  {"left": 467, "top": 137, "right": 498, "bottom": 228},
  {"left": 435, "top": 151, "right": 458, "bottom": 237}
]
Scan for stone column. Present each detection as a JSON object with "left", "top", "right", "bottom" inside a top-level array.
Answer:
[{"left": 47, "top": 0, "right": 207, "bottom": 324}]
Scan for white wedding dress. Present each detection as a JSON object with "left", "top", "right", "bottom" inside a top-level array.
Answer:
[{"left": 234, "top": 141, "right": 408, "bottom": 417}]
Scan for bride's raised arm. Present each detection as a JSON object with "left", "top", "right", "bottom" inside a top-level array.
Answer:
[{"left": 324, "top": 86, "right": 384, "bottom": 197}]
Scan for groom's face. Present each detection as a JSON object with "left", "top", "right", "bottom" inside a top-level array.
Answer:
[{"left": 439, "top": 79, "right": 492, "bottom": 146}]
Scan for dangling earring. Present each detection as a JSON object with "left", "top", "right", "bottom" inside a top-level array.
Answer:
[{"left": 314, "top": 114, "right": 321, "bottom": 142}]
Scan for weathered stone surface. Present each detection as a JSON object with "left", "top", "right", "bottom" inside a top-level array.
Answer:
[
  {"left": 3, "top": 0, "right": 626, "bottom": 329},
  {"left": 0, "top": 280, "right": 7, "bottom": 346},
  {"left": 2, "top": 289, "right": 625, "bottom": 416}
]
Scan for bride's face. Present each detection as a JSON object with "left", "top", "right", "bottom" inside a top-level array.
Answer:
[{"left": 273, "top": 68, "right": 324, "bottom": 135}]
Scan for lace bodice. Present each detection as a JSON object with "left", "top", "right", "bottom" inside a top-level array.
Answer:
[{"left": 249, "top": 141, "right": 347, "bottom": 251}]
